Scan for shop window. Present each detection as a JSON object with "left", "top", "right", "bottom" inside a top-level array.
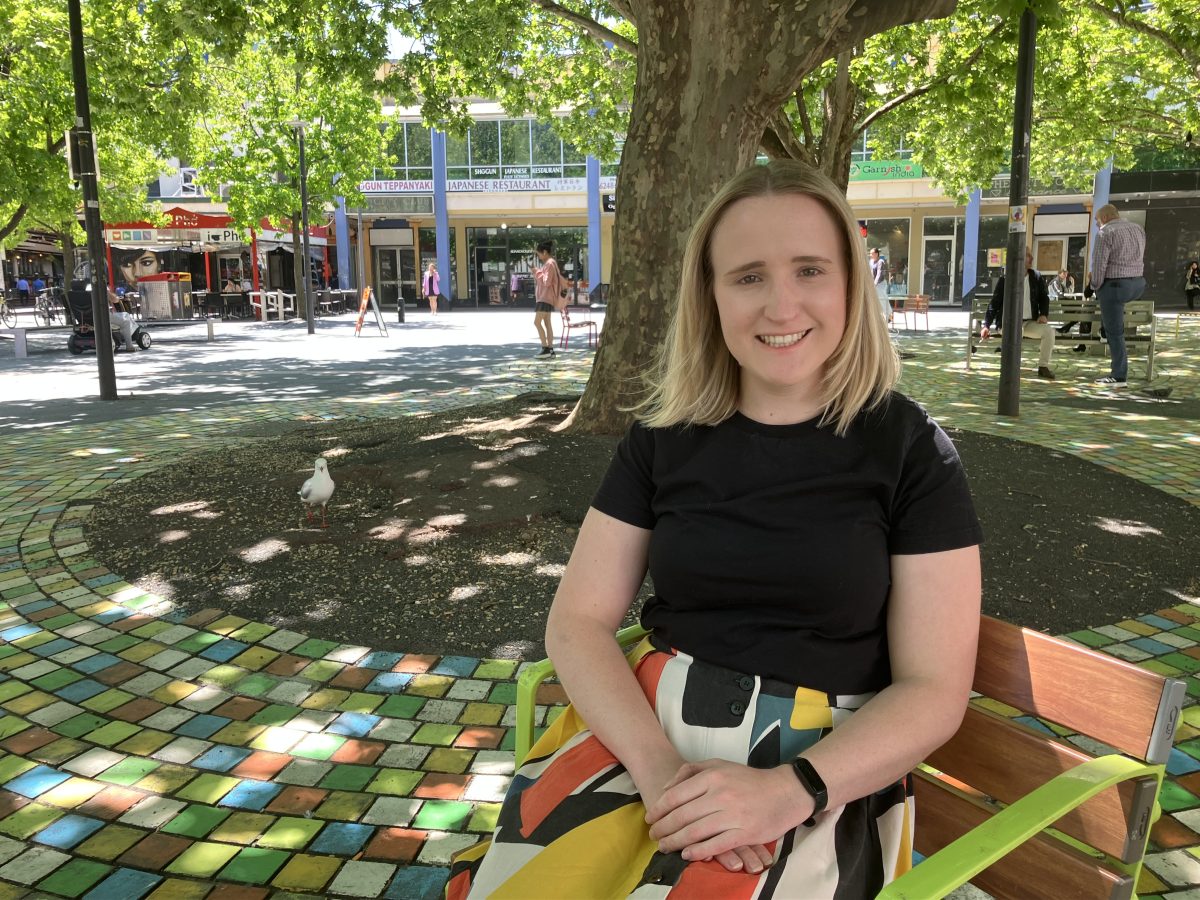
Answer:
[
  {"left": 500, "top": 120, "right": 532, "bottom": 177},
  {"left": 469, "top": 122, "right": 500, "bottom": 178},
  {"left": 446, "top": 131, "right": 469, "bottom": 168},
  {"left": 405, "top": 124, "right": 433, "bottom": 170},
  {"left": 531, "top": 120, "right": 563, "bottom": 176},
  {"left": 864, "top": 218, "right": 911, "bottom": 295}
]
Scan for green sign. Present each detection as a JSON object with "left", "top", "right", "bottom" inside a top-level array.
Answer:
[{"left": 849, "top": 160, "right": 925, "bottom": 181}]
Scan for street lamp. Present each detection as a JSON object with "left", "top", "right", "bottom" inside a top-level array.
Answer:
[{"left": 287, "top": 119, "right": 315, "bottom": 335}]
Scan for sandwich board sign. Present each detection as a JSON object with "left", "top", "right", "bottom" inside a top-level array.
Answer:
[{"left": 354, "top": 287, "right": 388, "bottom": 337}]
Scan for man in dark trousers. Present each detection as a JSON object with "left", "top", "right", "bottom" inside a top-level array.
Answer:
[
  {"left": 1088, "top": 204, "right": 1146, "bottom": 387},
  {"left": 979, "top": 248, "right": 1056, "bottom": 380}
]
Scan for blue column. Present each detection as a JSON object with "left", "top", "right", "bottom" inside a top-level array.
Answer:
[
  {"left": 432, "top": 129, "right": 451, "bottom": 299},
  {"left": 961, "top": 188, "right": 981, "bottom": 304},
  {"left": 586, "top": 156, "right": 601, "bottom": 291},
  {"left": 334, "top": 197, "right": 351, "bottom": 289},
  {"left": 1088, "top": 159, "right": 1113, "bottom": 286}
]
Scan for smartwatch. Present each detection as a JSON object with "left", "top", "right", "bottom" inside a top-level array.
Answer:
[{"left": 791, "top": 757, "right": 828, "bottom": 827}]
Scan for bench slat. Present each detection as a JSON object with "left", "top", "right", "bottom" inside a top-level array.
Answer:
[
  {"left": 913, "top": 772, "right": 1134, "bottom": 900},
  {"left": 973, "top": 617, "right": 1178, "bottom": 764},
  {"left": 925, "top": 705, "right": 1154, "bottom": 862}
]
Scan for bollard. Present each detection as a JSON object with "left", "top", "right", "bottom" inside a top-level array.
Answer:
[{"left": 206, "top": 319, "right": 214, "bottom": 342}]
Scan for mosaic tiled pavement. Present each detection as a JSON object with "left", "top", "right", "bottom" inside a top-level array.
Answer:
[{"left": 0, "top": 316, "right": 1198, "bottom": 899}]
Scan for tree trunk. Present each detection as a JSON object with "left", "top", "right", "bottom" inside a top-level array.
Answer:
[
  {"left": 61, "top": 227, "right": 75, "bottom": 284},
  {"left": 818, "top": 50, "right": 862, "bottom": 193},
  {"left": 291, "top": 214, "right": 304, "bottom": 309},
  {"left": 566, "top": 0, "right": 957, "bottom": 435}
]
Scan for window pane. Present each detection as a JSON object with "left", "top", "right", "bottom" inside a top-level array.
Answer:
[
  {"left": 531, "top": 120, "right": 562, "bottom": 174},
  {"left": 563, "top": 140, "right": 585, "bottom": 164},
  {"left": 864, "top": 218, "right": 911, "bottom": 295},
  {"left": 500, "top": 120, "right": 531, "bottom": 167},
  {"left": 406, "top": 124, "right": 432, "bottom": 168},
  {"left": 384, "top": 127, "right": 406, "bottom": 170},
  {"left": 445, "top": 131, "right": 468, "bottom": 167},
  {"left": 470, "top": 122, "right": 500, "bottom": 177}
]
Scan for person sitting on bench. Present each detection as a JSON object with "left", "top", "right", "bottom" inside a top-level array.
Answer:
[{"left": 980, "top": 249, "right": 1056, "bottom": 380}]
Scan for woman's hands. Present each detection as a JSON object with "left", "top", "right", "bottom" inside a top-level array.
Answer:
[{"left": 644, "top": 759, "right": 810, "bottom": 873}]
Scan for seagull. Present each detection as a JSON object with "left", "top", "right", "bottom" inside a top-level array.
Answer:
[{"left": 299, "top": 458, "right": 335, "bottom": 528}]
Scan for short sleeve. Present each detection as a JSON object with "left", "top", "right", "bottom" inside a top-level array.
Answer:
[
  {"left": 888, "top": 416, "right": 983, "bottom": 554},
  {"left": 591, "top": 422, "right": 656, "bottom": 529}
]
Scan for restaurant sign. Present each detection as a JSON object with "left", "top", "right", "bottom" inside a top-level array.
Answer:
[
  {"left": 849, "top": 160, "right": 926, "bottom": 182},
  {"left": 358, "top": 176, "right": 618, "bottom": 194}
]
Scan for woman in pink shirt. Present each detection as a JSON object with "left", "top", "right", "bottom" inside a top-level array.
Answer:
[
  {"left": 533, "top": 241, "right": 564, "bottom": 357},
  {"left": 422, "top": 263, "right": 440, "bottom": 316}
]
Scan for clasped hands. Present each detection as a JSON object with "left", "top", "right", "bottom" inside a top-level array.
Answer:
[{"left": 643, "top": 758, "right": 811, "bottom": 875}]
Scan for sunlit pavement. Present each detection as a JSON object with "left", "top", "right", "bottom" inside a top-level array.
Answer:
[{"left": 0, "top": 309, "right": 1197, "bottom": 898}]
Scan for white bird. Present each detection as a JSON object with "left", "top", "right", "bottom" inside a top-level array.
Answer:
[{"left": 299, "top": 458, "right": 336, "bottom": 528}]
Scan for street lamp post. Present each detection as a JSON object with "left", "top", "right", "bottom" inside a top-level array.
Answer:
[{"left": 287, "top": 119, "right": 315, "bottom": 335}]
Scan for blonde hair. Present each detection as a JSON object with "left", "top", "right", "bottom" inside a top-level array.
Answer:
[{"left": 635, "top": 160, "right": 899, "bottom": 436}]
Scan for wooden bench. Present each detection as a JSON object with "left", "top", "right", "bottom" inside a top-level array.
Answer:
[
  {"left": 967, "top": 295, "right": 1157, "bottom": 379},
  {"left": 516, "top": 617, "right": 1182, "bottom": 899}
]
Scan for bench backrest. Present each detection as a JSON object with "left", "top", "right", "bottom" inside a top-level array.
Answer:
[{"left": 915, "top": 616, "right": 1183, "bottom": 898}]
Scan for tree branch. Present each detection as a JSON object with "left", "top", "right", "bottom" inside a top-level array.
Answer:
[
  {"left": 856, "top": 18, "right": 1004, "bottom": 135},
  {"left": 795, "top": 87, "right": 816, "bottom": 149},
  {"left": 531, "top": 0, "right": 637, "bottom": 55},
  {"left": 605, "top": 0, "right": 636, "bottom": 29},
  {"left": 0, "top": 205, "right": 29, "bottom": 244},
  {"left": 762, "top": 111, "right": 814, "bottom": 165},
  {"left": 1082, "top": 0, "right": 1200, "bottom": 81}
]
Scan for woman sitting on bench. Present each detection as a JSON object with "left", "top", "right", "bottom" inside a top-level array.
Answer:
[{"left": 448, "top": 161, "right": 983, "bottom": 899}]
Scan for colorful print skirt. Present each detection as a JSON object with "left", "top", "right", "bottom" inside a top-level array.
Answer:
[{"left": 447, "top": 637, "right": 913, "bottom": 899}]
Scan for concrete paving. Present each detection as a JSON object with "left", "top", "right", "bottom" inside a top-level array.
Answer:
[{"left": 0, "top": 308, "right": 1197, "bottom": 899}]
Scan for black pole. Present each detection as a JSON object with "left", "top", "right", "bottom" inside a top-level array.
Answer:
[
  {"left": 296, "top": 125, "right": 315, "bottom": 335},
  {"left": 67, "top": 0, "right": 117, "bottom": 400},
  {"left": 998, "top": 7, "right": 1038, "bottom": 417}
]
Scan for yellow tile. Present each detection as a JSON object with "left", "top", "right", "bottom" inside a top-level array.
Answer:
[
  {"left": 209, "top": 722, "right": 265, "bottom": 745},
  {"left": 230, "top": 647, "right": 279, "bottom": 671},
  {"left": 208, "top": 811, "right": 275, "bottom": 844},
  {"left": 1117, "top": 619, "right": 1159, "bottom": 637},
  {"left": 116, "top": 730, "right": 175, "bottom": 756},
  {"left": 3, "top": 691, "right": 55, "bottom": 715},
  {"left": 301, "top": 689, "right": 349, "bottom": 710},
  {"left": 134, "top": 763, "right": 196, "bottom": 794},
  {"left": 971, "top": 697, "right": 1024, "bottom": 718},
  {"left": 38, "top": 777, "right": 105, "bottom": 808},
  {"left": 207, "top": 615, "right": 250, "bottom": 635},
  {"left": 118, "top": 641, "right": 167, "bottom": 663},
  {"left": 151, "top": 681, "right": 197, "bottom": 704}
]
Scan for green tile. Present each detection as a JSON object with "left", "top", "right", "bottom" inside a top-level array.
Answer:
[
  {"left": 233, "top": 674, "right": 278, "bottom": 697},
  {"left": 164, "top": 840, "right": 241, "bottom": 878},
  {"left": 318, "top": 765, "right": 377, "bottom": 792},
  {"left": 33, "top": 857, "right": 112, "bottom": 897},
  {"left": 201, "top": 664, "right": 248, "bottom": 688},
  {"left": 249, "top": 704, "right": 302, "bottom": 727},
  {"left": 95, "top": 756, "right": 160, "bottom": 786},
  {"left": 87, "top": 721, "right": 141, "bottom": 747},
  {"left": 37, "top": 614, "right": 82, "bottom": 631},
  {"left": 412, "top": 723, "right": 461, "bottom": 746},
  {"left": 0, "top": 802, "right": 64, "bottom": 839},
  {"left": 290, "top": 733, "right": 346, "bottom": 760},
  {"left": 299, "top": 660, "right": 342, "bottom": 682},
  {"left": 218, "top": 846, "right": 290, "bottom": 885},
  {"left": 468, "top": 802, "right": 501, "bottom": 832},
  {"left": 1066, "top": 630, "right": 1113, "bottom": 648},
  {"left": 80, "top": 689, "right": 135, "bottom": 714},
  {"left": 175, "top": 773, "right": 241, "bottom": 804},
  {"left": 0, "top": 682, "right": 33, "bottom": 703},
  {"left": 375, "top": 695, "right": 425, "bottom": 719},
  {"left": 292, "top": 639, "right": 339, "bottom": 659},
  {"left": 1142, "top": 660, "right": 1183, "bottom": 677},
  {"left": 1161, "top": 653, "right": 1200, "bottom": 674},
  {"left": 340, "top": 692, "right": 383, "bottom": 714},
  {"left": 52, "top": 713, "right": 108, "bottom": 738},
  {"left": 1159, "top": 780, "right": 1200, "bottom": 812},
  {"left": 314, "top": 791, "right": 373, "bottom": 821},
  {"left": 31, "top": 669, "right": 83, "bottom": 691},
  {"left": 473, "top": 659, "right": 519, "bottom": 680},
  {"left": 366, "top": 769, "right": 422, "bottom": 796},
  {"left": 161, "top": 805, "right": 233, "bottom": 839},
  {"left": 174, "top": 632, "right": 224, "bottom": 653},
  {"left": 1172, "top": 626, "right": 1200, "bottom": 642},
  {"left": 0, "top": 715, "right": 31, "bottom": 740},
  {"left": 95, "top": 635, "right": 141, "bottom": 653},
  {"left": 256, "top": 816, "right": 324, "bottom": 850},
  {"left": 413, "top": 799, "right": 472, "bottom": 831},
  {"left": 487, "top": 683, "right": 518, "bottom": 705},
  {"left": 228, "top": 622, "right": 275, "bottom": 644},
  {"left": 0, "top": 754, "right": 37, "bottom": 783}
]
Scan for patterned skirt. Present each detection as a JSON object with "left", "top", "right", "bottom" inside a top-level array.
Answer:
[{"left": 448, "top": 637, "right": 913, "bottom": 899}]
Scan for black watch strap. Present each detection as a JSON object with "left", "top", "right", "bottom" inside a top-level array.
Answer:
[{"left": 791, "top": 757, "right": 828, "bottom": 827}]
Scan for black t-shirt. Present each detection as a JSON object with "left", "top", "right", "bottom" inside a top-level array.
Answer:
[{"left": 591, "top": 393, "right": 983, "bottom": 694}]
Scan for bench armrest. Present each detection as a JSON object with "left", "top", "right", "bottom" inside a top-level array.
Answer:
[
  {"left": 878, "top": 754, "right": 1162, "bottom": 899},
  {"left": 514, "top": 623, "right": 650, "bottom": 767}
]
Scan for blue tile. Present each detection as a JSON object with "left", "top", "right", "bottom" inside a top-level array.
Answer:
[
  {"left": 5, "top": 764, "right": 71, "bottom": 798},
  {"left": 83, "top": 575, "right": 122, "bottom": 588},
  {"left": 33, "top": 813, "right": 105, "bottom": 848},
  {"left": 73, "top": 653, "right": 123, "bottom": 674},
  {"left": 83, "top": 868, "right": 164, "bottom": 900},
  {"left": 309, "top": 821, "right": 374, "bottom": 855},
  {"left": 0, "top": 624, "right": 40, "bottom": 641},
  {"left": 359, "top": 651, "right": 404, "bottom": 671},
  {"left": 175, "top": 714, "right": 232, "bottom": 739},
  {"left": 199, "top": 639, "right": 250, "bottom": 663},
  {"left": 326, "top": 712, "right": 381, "bottom": 738},
  {"left": 1138, "top": 614, "right": 1179, "bottom": 631},
  {"left": 385, "top": 866, "right": 449, "bottom": 900},
  {"left": 56, "top": 679, "right": 108, "bottom": 703},
  {"left": 192, "top": 745, "right": 254, "bottom": 772},
  {"left": 1168, "top": 747, "right": 1200, "bottom": 776},
  {"left": 12, "top": 599, "right": 53, "bottom": 614},
  {"left": 158, "top": 608, "right": 191, "bottom": 624},
  {"left": 1129, "top": 637, "right": 1175, "bottom": 656},
  {"left": 91, "top": 609, "right": 133, "bottom": 625},
  {"left": 431, "top": 655, "right": 479, "bottom": 677},
  {"left": 217, "top": 779, "right": 283, "bottom": 810},
  {"left": 1014, "top": 716, "right": 1056, "bottom": 736},
  {"left": 366, "top": 672, "right": 412, "bottom": 694},
  {"left": 31, "top": 638, "right": 78, "bottom": 658}
]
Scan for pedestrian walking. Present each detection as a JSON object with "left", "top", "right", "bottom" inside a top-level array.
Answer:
[
  {"left": 423, "top": 262, "right": 440, "bottom": 316},
  {"left": 1184, "top": 260, "right": 1199, "bottom": 310},
  {"left": 533, "top": 241, "right": 565, "bottom": 358}
]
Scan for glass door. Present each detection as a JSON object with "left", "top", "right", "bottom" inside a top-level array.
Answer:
[
  {"left": 921, "top": 236, "right": 955, "bottom": 306},
  {"left": 374, "top": 248, "right": 400, "bottom": 307}
]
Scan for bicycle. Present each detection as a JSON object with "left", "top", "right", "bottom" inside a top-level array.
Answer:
[
  {"left": 34, "top": 290, "right": 61, "bottom": 327},
  {"left": 0, "top": 295, "right": 14, "bottom": 328}
]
